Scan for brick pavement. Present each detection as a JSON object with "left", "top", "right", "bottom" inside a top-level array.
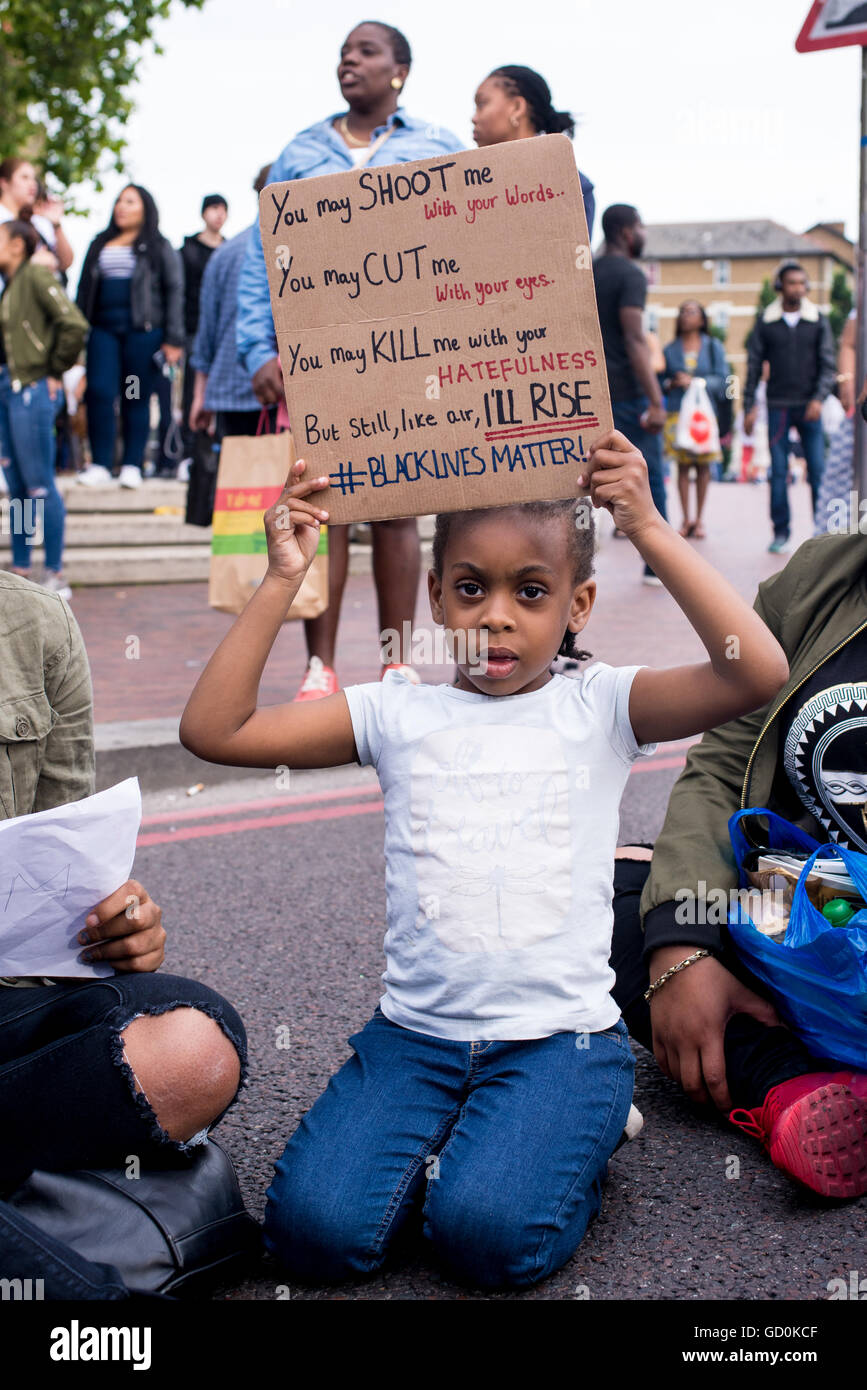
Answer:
[{"left": 71, "top": 478, "right": 815, "bottom": 726}]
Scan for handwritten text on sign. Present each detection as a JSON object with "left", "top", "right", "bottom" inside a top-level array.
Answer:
[{"left": 260, "top": 136, "right": 611, "bottom": 522}]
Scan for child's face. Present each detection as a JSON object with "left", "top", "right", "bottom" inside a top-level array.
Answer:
[{"left": 428, "top": 510, "right": 595, "bottom": 697}]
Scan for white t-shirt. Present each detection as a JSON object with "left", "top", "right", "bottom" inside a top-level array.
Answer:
[
  {"left": 345, "top": 666, "right": 657, "bottom": 1041},
  {"left": 782, "top": 310, "right": 801, "bottom": 329},
  {"left": 0, "top": 206, "right": 57, "bottom": 292}
]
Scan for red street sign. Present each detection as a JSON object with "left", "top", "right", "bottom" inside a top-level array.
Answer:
[{"left": 797, "top": 1, "right": 867, "bottom": 51}]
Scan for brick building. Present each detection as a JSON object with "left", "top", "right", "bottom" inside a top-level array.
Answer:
[{"left": 639, "top": 220, "right": 854, "bottom": 391}]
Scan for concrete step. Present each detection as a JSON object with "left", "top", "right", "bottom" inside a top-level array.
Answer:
[
  {"left": 58, "top": 477, "right": 188, "bottom": 512},
  {"left": 0, "top": 540, "right": 434, "bottom": 587},
  {"left": 51, "top": 545, "right": 212, "bottom": 586},
  {"left": 0, "top": 512, "right": 211, "bottom": 549},
  {"left": 1, "top": 476, "right": 437, "bottom": 584}
]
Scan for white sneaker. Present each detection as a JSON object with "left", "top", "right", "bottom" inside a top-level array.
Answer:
[
  {"left": 623, "top": 1103, "right": 644, "bottom": 1141},
  {"left": 76, "top": 465, "right": 114, "bottom": 487},
  {"left": 41, "top": 571, "right": 72, "bottom": 601},
  {"left": 118, "top": 465, "right": 142, "bottom": 489},
  {"left": 176, "top": 458, "right": 192, "bottom": 482},
  {"left": 613, "top": 1103, "right": 645, "bottom": 1154}
]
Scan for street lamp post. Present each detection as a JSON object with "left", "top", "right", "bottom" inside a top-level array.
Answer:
[{"left": 855, "top": 45, "right": 867, "bottom": 504}]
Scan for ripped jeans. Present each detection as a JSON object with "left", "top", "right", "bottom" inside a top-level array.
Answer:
[
  {"left": 0, "top": 972, "right": 247, "bottom": 1191},
  {"left": 0, "top": 367, "right": 65, "bottom": 573},
  {"left": 0, "top": 972, "right": 246, "bottom": 1297}
]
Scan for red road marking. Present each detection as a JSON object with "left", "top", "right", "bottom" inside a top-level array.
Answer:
[
  {"left": 136, "top": 750, "right": 689, "bottom": 848},
  {"left": 631, "top": 754, "right": 688, "bottom": 775},
  {"left": 140, "top": 780, "right": 381, "bottom": 827},
  {"left": 137, "top": 798, "right": 384, "bottom": 847}
]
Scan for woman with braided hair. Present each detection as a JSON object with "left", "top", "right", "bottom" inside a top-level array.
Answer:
[{"left": 471, "top": 64, "right": 595, "bottom": 237}]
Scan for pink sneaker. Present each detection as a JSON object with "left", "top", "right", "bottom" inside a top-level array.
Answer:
[
  {"left": 293, "top": 656, "right": 338, "bottom": 702},
  {"left": 730, "top": 1071, "right": 867, "bottom": 1199},
  {"left": 380, "top": 663, "right": 421, "bottom": 684}
]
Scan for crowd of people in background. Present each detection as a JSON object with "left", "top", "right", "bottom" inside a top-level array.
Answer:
[{"left": 0, "top": 20, "right": 861, "bottom": 617}]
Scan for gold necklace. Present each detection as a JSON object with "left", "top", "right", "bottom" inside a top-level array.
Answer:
[{"left": 339, "top": 115, "right": 370, "bottom": 148}]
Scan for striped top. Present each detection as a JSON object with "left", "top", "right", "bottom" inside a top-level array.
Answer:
[{"left": 97, "top": 244, "right": 136, "bottom": 279}]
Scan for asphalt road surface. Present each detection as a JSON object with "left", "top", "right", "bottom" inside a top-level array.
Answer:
[{"left": 135, "top": 747, "right": 866, "bottom": 1303}]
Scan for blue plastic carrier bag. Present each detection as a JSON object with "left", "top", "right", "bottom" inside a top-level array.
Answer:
[{"left": 726, "top": 808, "right": 867, "bottom": 1069}]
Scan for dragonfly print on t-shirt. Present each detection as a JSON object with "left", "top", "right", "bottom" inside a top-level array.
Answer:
[{"left": 410, "top": 724, "right": 572, "bottom": 953}]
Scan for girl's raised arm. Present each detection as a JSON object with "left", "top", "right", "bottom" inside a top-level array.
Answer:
[
  {"left": 579, "top": 432, "right": 789, "bottom": 747},
  {"left": 179, "top": 461, "right": 357, "bottom": 770}
]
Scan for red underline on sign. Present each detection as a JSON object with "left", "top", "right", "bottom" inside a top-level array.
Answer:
[{"left": 483, "top": 419, "right": 598, "bottom": 442}]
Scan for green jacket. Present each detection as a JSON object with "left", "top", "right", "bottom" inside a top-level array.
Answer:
[
  {"left": 0, "top": 261, "right": 88, "bottom": 388},
  {"left": 0, "top": 571, "right": 94, "bottom": 821},
  {"left": 640, "top": 531, "right": 867, "bottom": 955}
]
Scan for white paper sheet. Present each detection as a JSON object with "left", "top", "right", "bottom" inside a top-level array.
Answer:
[{"left": 0, "top": 778, "right": 142, "bottom": 978}]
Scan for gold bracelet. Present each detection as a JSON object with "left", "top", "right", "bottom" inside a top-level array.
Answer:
[{"left": 644, "top": 948, "right": 710, "bottom": 1002}]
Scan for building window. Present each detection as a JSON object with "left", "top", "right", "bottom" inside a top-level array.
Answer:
[
  {"left": 643, "top": 260, "right": 660, "bottom": 286},
  {"left": 710, "top": 303, "right": 730, "bottom": 333},
  {"left": 713, "top": 259, "right": 731, "bottom": 286},
  {"left": 645, "top": 306, "right": 661, "bottom": 334}
]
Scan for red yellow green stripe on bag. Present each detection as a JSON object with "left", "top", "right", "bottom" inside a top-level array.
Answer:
[{"left": 211, "top": 485, "right": 329, "bottom": 556}]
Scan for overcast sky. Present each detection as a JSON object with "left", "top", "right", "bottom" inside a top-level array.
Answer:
[{"left": 62, "top": 0, "right": 860, "bottom": 276}]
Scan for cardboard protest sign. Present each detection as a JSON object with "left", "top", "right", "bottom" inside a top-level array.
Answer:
[{"left": 259, "top": 135, "right": 611, "bottom": 523}]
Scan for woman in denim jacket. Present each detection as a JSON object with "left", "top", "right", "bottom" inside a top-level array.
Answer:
[{"left": 661, "top": 300, "right": 729, "bottom": 539}]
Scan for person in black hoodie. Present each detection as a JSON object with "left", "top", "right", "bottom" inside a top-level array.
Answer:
[
  {"left": 174, "top": 195, "right": 227, "bottom": 471},
  {"left": 75, "top": 184, "right": 184, "bottom": 488}
]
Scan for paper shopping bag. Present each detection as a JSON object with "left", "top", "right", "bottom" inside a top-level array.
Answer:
[
  {"left": 675, "top": 377, "right": 720, "bottom": 456},
  {"left": 208, "top": 430, "right": 328, "bottom": 620}
]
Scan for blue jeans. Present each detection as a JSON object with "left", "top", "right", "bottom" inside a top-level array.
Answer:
[
  {"left": 767, "top": 406, "right": 825, "bottom": 539},
  {"left": 0, "top": 367, "right": 65, "bottom": 572},
  {"left": 86, "top": 279, "right": 162, "bottom": 472},
  {"left": 612, "top": 396, "right": 668, "bottom": 524},
  {"left": 264, "top": 1009, "right": 634, "bottom": 1290}
]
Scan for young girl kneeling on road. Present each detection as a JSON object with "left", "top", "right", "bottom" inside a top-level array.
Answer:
[{"left": 180, "top": 431, "right": 788, "bottom": 1289}]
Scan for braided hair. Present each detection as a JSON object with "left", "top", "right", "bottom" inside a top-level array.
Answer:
[
  {"left": 489, "top": 66, "right": 574, "bottom": 137},
  {"left": 432, "top": 498, "right": 594, "bottom": 661}
]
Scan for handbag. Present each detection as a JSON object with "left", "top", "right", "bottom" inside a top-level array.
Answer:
[
  {"left": 208, "top": 418, "right": 328, "bottom": 620},
  {"left": 727, "top": 808, "right": 867, "bottom": 1069},
  {"left": 7, "top": 1137, "right": 261, "bottom": 1297},
  {"left": 674, "top": 377, "right": 721, "bottom": 455},
  {"left": 185, "top": 427, "right": 220, "bottom": 528}
]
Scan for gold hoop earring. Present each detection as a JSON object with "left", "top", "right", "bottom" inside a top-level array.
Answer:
[{"left": 391, "top": 77, "right": 403, "bottom": 90}]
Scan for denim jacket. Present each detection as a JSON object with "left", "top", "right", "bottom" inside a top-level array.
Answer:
[
  {"left": 0, "top": 572, "right": 94, "bottom": 822},
  {"left": 236, "top": 108, "right": 466, "bottom": 379},
  {"left": 660, "top": 333, "right": 728, "bottom": 413}
]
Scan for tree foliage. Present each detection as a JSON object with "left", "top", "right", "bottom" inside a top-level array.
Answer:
[
  {"left": 829, "top": 267, "right": 853, "bottom": 346},
  {"left": 0, "top": 0, "right": 205, "bottom": 193}
]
